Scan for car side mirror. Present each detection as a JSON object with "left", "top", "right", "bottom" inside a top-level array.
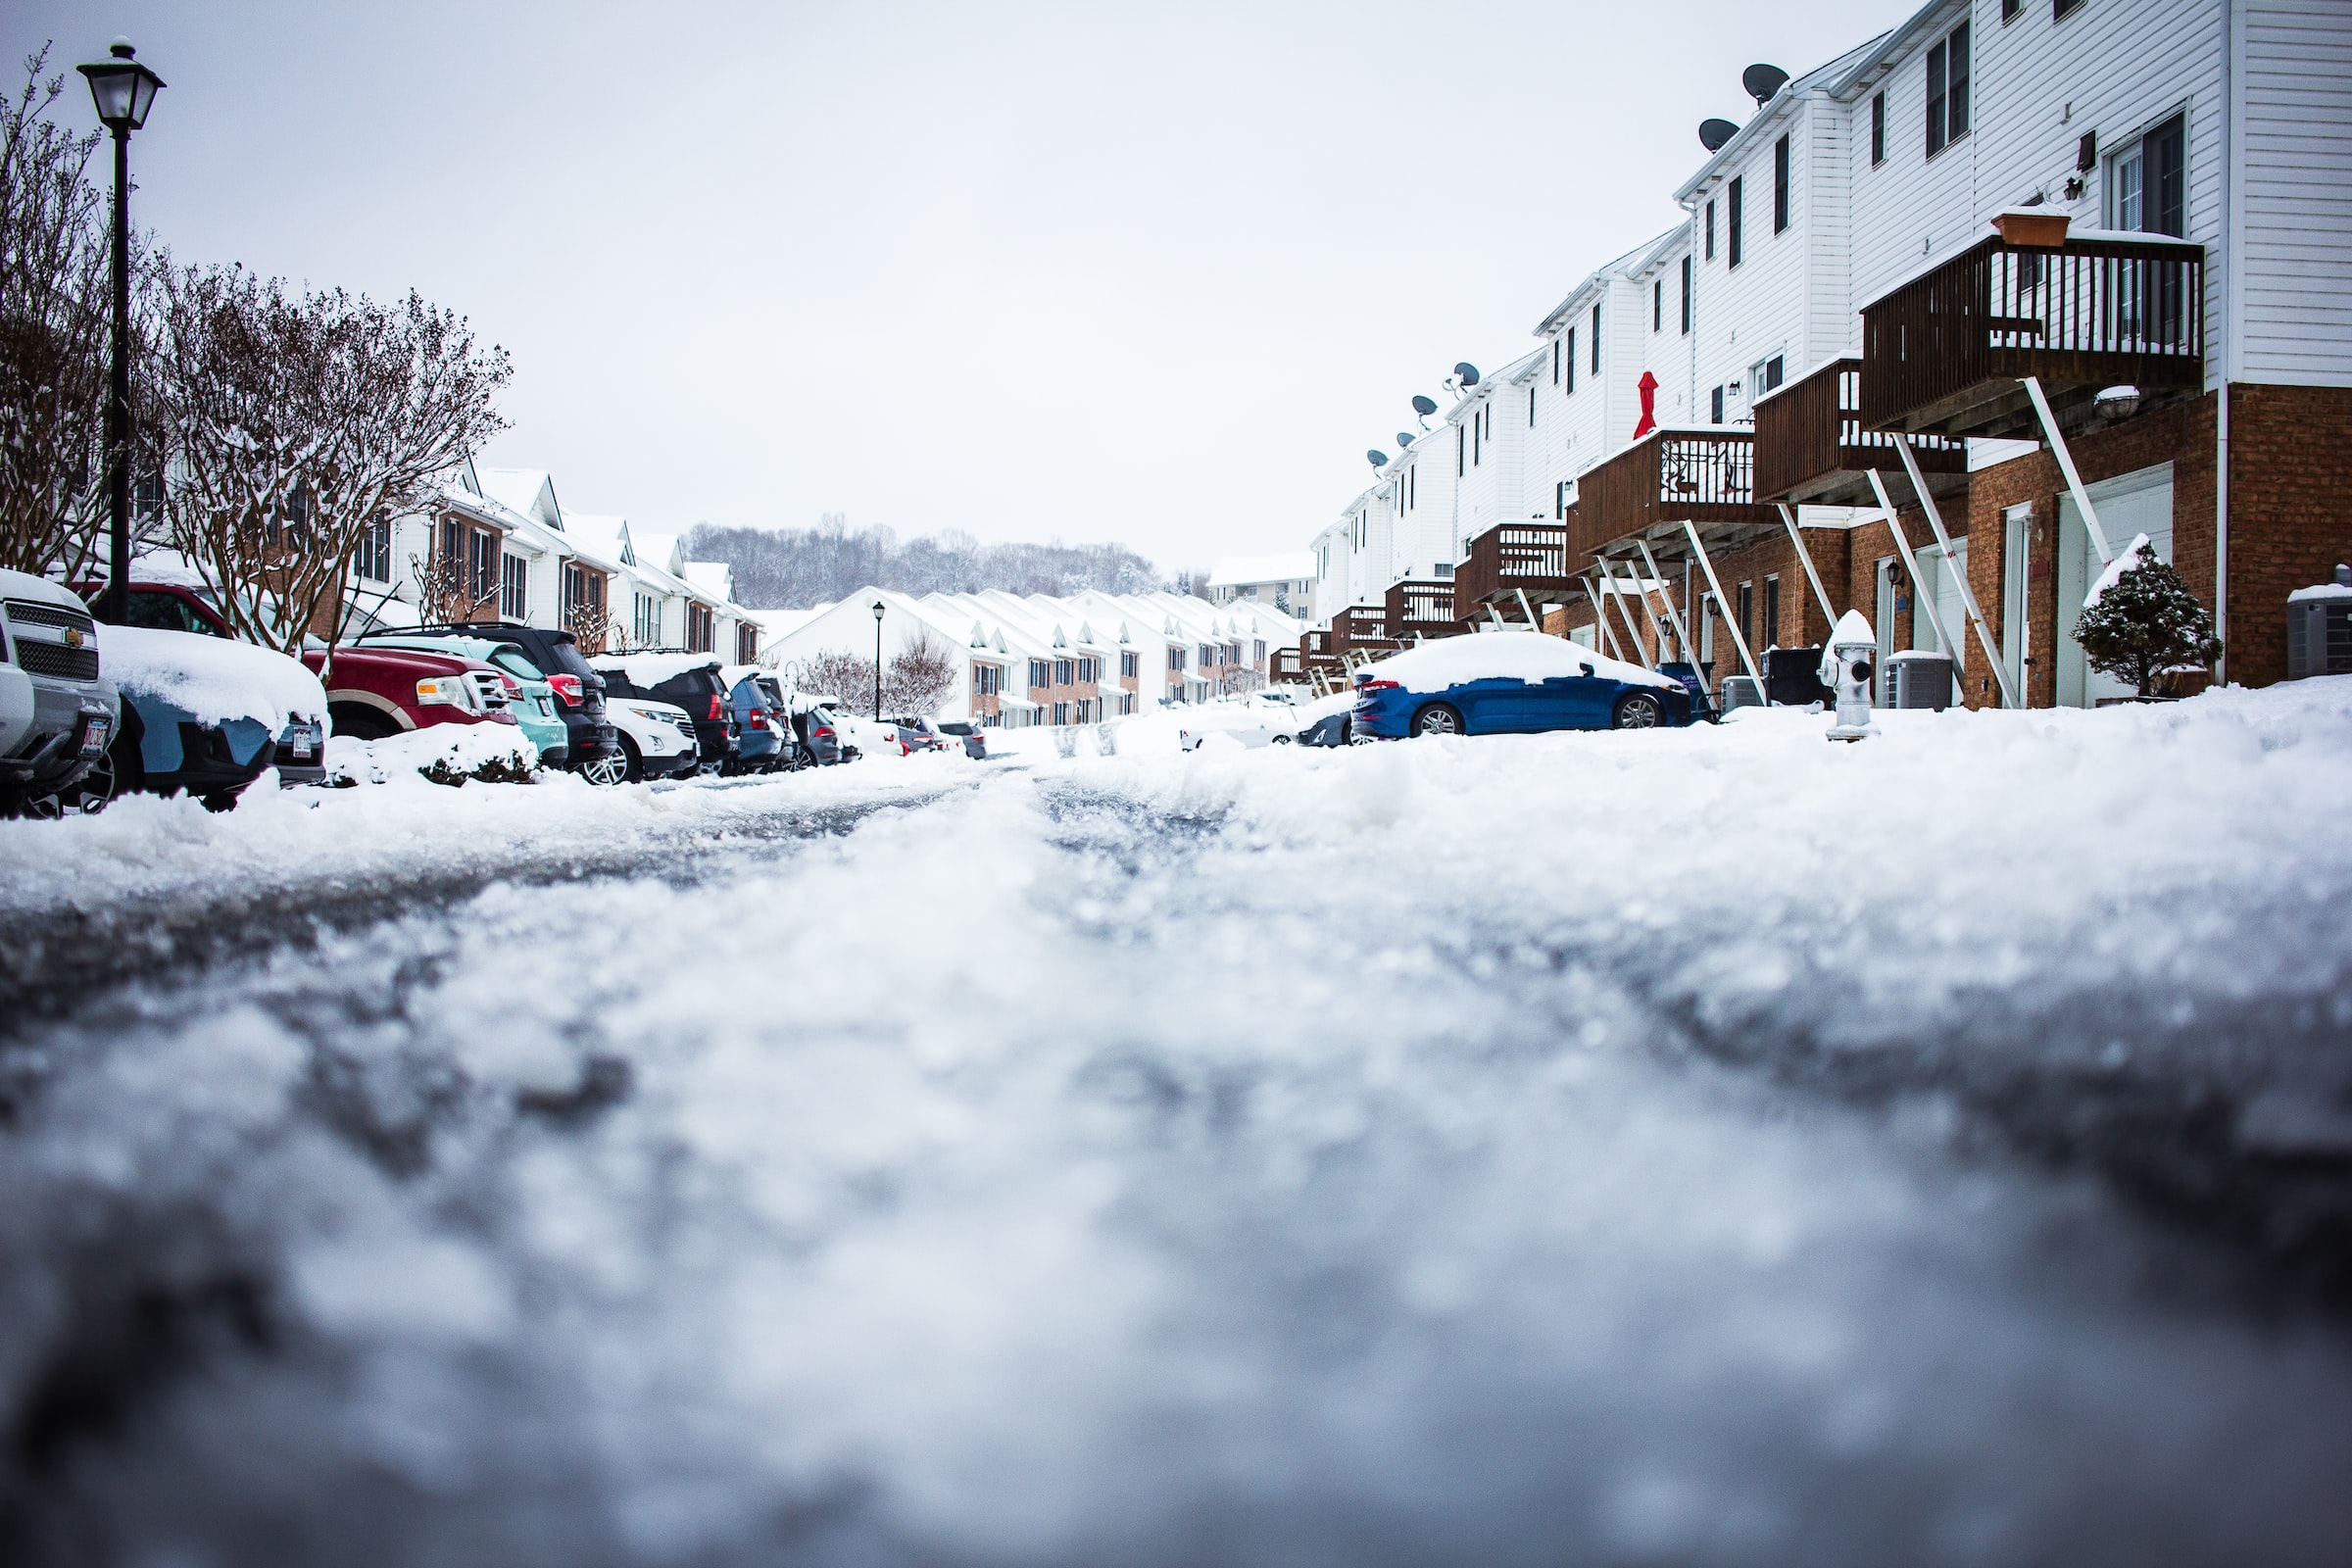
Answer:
[{"left": 1580, "top": 662, "right": 1595, "bottom": 677}]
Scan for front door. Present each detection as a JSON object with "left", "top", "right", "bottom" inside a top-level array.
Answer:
[
  {"left": 2056, "top": 463, "right": 2175, "bottom": 708},
  {"left": 1453, "top": 677, "right": 1526, "bottom": 733}
]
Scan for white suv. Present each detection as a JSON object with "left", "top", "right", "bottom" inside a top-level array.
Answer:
[{"left": 0, "top": 569, "right": 120, "bottom": 816}]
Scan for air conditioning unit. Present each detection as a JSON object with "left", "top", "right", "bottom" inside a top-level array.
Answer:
[
  {"left": 2286, "top": 567, "right": 2352, "bottom": 679},
  {"left": 1719, "top": 674, "right": 1765, "bottom": 711},
  {"left": 1883, "top": 650, "right": 1953, "bottom": 710}
]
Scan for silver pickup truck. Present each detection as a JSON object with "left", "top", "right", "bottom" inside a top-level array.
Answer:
[{"left": 0, "top": 568, "right": 121, "bottom": 817}]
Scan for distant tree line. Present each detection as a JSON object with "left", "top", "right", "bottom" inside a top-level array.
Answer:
[{"left": 686, "top": 514, "right": 1170, "bottom": 610}]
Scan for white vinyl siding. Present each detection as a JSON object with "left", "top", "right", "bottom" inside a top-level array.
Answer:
[{"left": 2234, "top": 0, "right": 2352, "bottom": 384}]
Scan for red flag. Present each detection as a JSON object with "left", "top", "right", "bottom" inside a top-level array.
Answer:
[{"left": 1633, "top": 371, "right": 1659, "bottom": 440}]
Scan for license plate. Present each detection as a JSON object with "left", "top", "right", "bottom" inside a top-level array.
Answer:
[
  {"left": 288, "top": 735, "right": 314, "bottom": 759},
  {"left": 79, "top": 719, "right": 108, "bottom": 756}
]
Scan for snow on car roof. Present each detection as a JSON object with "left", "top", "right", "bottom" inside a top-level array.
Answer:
[
  {"left": 589, "top": 651, "right": 723, "bottom": 686},
  {"left": 1367, "top": 630, "right": 1676, "bottom": 691},
  {"left": 104, "top": 624, "right": 328, "bottom": 727}
]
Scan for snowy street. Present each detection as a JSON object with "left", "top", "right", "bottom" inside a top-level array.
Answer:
[{"left": 5, "top": 684, "right": 2352, "bottom": 1564}]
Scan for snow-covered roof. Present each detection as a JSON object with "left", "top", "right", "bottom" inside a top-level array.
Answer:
[
  {"left": 588, "top": 650, "right": 723, "bottom": 685},
  {"left": 1208, "top": 552, "right": 1317, "bottom": 588},
  {"left": 477, "top": 468, "right": 564, "bottom": 530},
  {"left": 104, "top": 624, "right": 328, "bottom": 727}
]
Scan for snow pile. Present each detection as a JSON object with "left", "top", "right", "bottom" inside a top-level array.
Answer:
[
  {"left": 322, "top": 721, "right": 540, "bottom": 787},
  {"left": 1368, "top": 626, "right": 1679, "bottom": 690},
  {"left": 102, "top": 624, "right": 328, "bottom": 728}
]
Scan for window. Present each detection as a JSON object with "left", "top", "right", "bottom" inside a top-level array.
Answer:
[
  {"left": 1555, "top": 479, "right": 1568, "bottom": 519},
  {"left": 1738, "top": 580, "right": 1754, "bottom": 645},
  {"left": 1054, "top": 658, "right": 1073, "bottom": 686},
  {"left": 1927, "top": 20, "right": 1969, "bottom": 157},
  {"left": 1704, "top": 199, "right": 1716, "bottom": 259},
  {"left": 974, "top": 664, "right": 1000, "bottom": 695},
  {"left": 1529, "top": 385, "right": 1537, "bottom": 426},
  {"left": 1252, "top": 640, "right": 1265, "bottom": 665},
  {"left": 468, "top": 529, "right": 496, "bottom": 606},
  {"left": 1166, "top": 647, "right": 1184, "bottom": 671},
  {"left": 1711, "top": 385, "right": 1726, "bottom": 424},
  {"left": 1653, "top": 278, "right": 1663, "bottom": 331},
  {"left": 1199, "top": 644, "right": 1213, "bottom": 668},
  {"left": 1590, "top": 305, "right": 1601, "bottom": 371},
  {"left": 1763, "top": 575, "right": 1782, "bottom": 649},
  {"left": 1773, "top": 134, "right": 1790, "bottom": 232},
  {"left": 1871, "top": 91, "right": 1886, "bottom": 166},
  {"left": 1564, "top": 328, "right": 1577, "bottom": 393},
  {"left": 1750, "top": 355, "right": 1785, "bottom": 397},
  {"left": 500, "top": 552, "right": 528, "bottom": 620},
  {"left": 1054, "top": 702, "right": 1070, "bottom": 726},
  {"left": 1552, "top": 337, "right": 1560, "bottom": 384},
  {"left": 2054, "top": 0, "right": 2084, "bottom": 18},
  {"left": 1680, "top": 256, "right": 1691, "bottom": 334},
  {"left": 2002, "top": 0, "right": 2021, "bottom": 20},
  {"left": 685, "top": 604, "right": 713, "bottom": 654},
  {"left": 632, "top": 592, "right": 660, "bottom": 648},
  {"left": 1120, "top": 651, "right": 1138, "bottom": 679},
  {"left": 2109, "top": 112, "right": 2186, "bottom": 237},
  {"left": 1727, "top": 176, "right": 1743, "bottom": 267},
  {"left": 355, "top": 514, "right": 392, "bottom": 582}
]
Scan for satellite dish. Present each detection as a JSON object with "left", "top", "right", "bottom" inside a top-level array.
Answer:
[
  {"left": 1367, "top": 449, "right": 1389, "bottom": 468},
  {"left": 1699, "top": 118, "right": 1740, "bottom": 152},
  {"left": 1453, "top": 362, "right": 1481, "bottom": 387},
  {"left": 1396, "top": 432, "right": 1415, "bottom": 449},
  {"left": 1410, "top": 394, "right": 1439, "bottom": 416},
  {"left": 1742, "top": 64, "right": 1789, "bottom": 106}
]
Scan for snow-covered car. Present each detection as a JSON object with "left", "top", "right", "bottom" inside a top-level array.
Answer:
[
  {"left": 0, "top": 569, "right": 119, "bottom": 816},
  {"left": 720, "top": 666, "right": 795, "bottom": 773},
  {"left": 1351, "top": 631, "right": 1694, "bottom": 739},
  {"left": 1176, "top": 692, "right": 1306, "bottom": 752},
  {"left": 1292, "top": 689, "right": 1358, "bottom": 747},
  {"left": 789, "top": 697, "right": 846, "bottom": 765},
  {"left": 89, "top": 625, "right": 330, "bottom": 808},
  {"left": 605, "top": 696, "right": 700, "bottom": 783},
  {"left": 830, "top": 710, "right": 901, "bottom": 760},
  {"left": 883, "top": 714, "right": 953, "bottom": 755},
  {"left": 372, "top": 622, "right": 622, "bottom": 784},
  {"left": 936, "top": 719, "right": 988, "bottom": 760},
  {"left": 594, "top": 653, "right": 738, "bottom": 775}
]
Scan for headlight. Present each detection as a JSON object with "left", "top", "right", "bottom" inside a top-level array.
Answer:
[{"left": 416, "top": 676, "right": 469, "bottom": 708}]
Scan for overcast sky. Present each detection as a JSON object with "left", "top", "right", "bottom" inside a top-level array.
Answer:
[{"left": 24, "top": 0, "right": 1900, "bottom": 572}]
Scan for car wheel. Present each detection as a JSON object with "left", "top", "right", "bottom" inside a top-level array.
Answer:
[
  {"left": 329, "top": 703, "right": 399, "bottom": 742},
  {"left": 616, "top": 733, "right": 646, "bottom": 784},
  {"left": 579, "top": 750, "right": 627, "bottom": 787},
  {"left": 1412, "top": 703, "right": 1462, "bottom": 738},
  {"left": 1271, "top": 733, "right": 1293, "bottom": 745},
  {"left": 1613, "top": 693, "right": 1664, "bottom": 729}
]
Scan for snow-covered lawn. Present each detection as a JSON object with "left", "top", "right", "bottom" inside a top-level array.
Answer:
[{"left": 4, "top": 679, "right": 2352, "bottom": 1562}]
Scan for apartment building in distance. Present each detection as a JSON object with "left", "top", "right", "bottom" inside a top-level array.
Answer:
[{"left": 1288, "top": 0, "right": 2352, "bottom": 708}]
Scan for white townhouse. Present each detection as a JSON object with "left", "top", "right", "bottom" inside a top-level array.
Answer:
[{"left": 1206, "top": 553, "right": 1316, "bottom": 613}]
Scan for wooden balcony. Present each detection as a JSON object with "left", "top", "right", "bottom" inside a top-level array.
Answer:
[
  {"left": 1860, "top": 233, "right": 2205, "bottom": 438},
  {"left": 1328, "top": 604, "right": 1401, "bottom": 657},
  {"left": 1449, "top": 521, "right": 1576, "bottom": 620},
  {"left": 1570, "top": 429, "right": 1762, "bottom": 564},
  {"left": 1384, "top": 578, "right": 1459, "bottom": 639},
  {"left": 1270, "top": 646, "right": 1303, "bottom": 682},
  {"left": 1754, "top": 358, "right": 1968, "bottom": 506}
]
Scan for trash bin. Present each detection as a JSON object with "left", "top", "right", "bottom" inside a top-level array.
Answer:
[
  {"left": 2286, "top": 565, "right": 2352, "bottom": 679},
  {"left": 1764, "top": 645, "right": 1833, "bottom": 708},
  {"left": 1884, "top": 650, "right": 1953, "bottom": 710}
]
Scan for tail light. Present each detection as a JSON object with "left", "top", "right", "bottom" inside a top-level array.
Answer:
[
  {"left": 500, "top": 673, "right": 523, "bottom": 698},
  {"left": 707, "top": 695, "right": 722, "bottom": 720},
  {"left": 748, "top": 708, "right": 768, "bottom": 724},
  {"left": 1357, "top": 678, "right": 1400, "bottom": 693},
  {"left": 813, "top": 724, "right": 834, "bottom": 739},
  {"left": 547, "top": 674, "right": 583, "bottom": 705}
]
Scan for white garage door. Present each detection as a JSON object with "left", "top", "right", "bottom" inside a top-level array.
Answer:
[{"left": 2056, "top": 463, "right": 2175, "bottom": 709}]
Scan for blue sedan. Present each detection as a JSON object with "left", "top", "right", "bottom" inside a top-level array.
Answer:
[{"left": 1351, "top": 631, "right": 1695, "bottom": 739}]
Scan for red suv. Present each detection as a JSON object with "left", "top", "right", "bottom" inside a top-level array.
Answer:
[{"left": 300, "top": 644, "right": 520, "bottom": 740}]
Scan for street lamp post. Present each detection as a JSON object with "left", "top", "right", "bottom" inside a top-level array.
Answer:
[
  {"left": 870, "top": 600, "right": 885, "bottom": 720},
  {"left": 76, "top": 40, "right": 165, "bottom": 627}
]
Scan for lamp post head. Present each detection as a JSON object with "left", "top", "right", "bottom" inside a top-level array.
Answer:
[
  {"left": 78, "top": 39, "right": 165, "bottom": 133},
  {"left": 871, "top": 601, "right": 885, "bottom": 621}
]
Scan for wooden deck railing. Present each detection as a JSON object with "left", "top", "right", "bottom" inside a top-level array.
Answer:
[
  {"left": 1570, "top": 429, "right": 1758, "bottom": 561},
  {"left": 1385, "top": 578, "right": 1458, "bottom": 635},
  {"left": 1754, "top": 359, "right": 1966, "bottom": 503},
  {"left": 1451, "top": 522, "right": 1573, "bottom": 613},
  {"left": 1861, "top": 234, "right": 2204, "bottom": 435}
]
